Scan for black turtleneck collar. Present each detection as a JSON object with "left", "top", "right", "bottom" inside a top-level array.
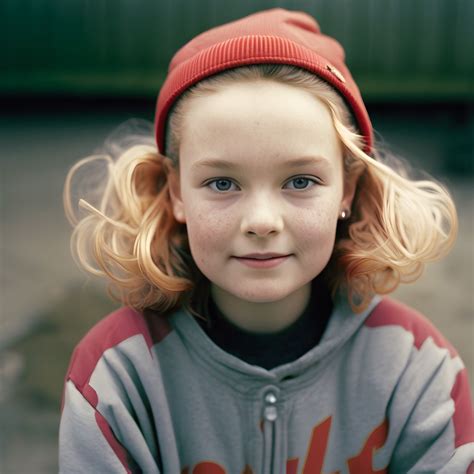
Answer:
[{"left": 196, "top": 277, "right": 333, "bottom": 370}]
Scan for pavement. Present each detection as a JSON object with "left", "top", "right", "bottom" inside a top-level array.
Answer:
[{"left": 0, "top": 99, "right": 472, "bottom": 473}]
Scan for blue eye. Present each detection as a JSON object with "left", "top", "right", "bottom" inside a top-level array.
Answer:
[
  {"left": 207, "top": 178, "right": 237, "bottom": 192},
  {"left": 286, "top": 177, "right": 317, "bottom": 190}
]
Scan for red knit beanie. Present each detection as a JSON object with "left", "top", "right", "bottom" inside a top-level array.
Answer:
[{"left": 154, "top": 8, "right": 373, "bottom": 155}]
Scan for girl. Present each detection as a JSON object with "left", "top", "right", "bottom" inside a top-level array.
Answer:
[{"left": 59, "top": 8, "right": 473, "bottom": 473}]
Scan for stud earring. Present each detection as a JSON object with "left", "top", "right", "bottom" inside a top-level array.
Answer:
[{"left": 340, "top": 209, "right": 350, "bottom": 220}]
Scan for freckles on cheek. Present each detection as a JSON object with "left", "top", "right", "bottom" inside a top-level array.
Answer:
[
  {"left": 188, "top": 212, "right": 230, "bottom": 247},
  {"left": 298, "top": 209, "right": 328, "bottom": 230},
  {"left": 297, "top": 209, "right": 338, "bottom": 249}
]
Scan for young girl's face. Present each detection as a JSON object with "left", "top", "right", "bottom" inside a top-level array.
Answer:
[{"left": 167, "top": 80, "right": 356, "bottom": 305}]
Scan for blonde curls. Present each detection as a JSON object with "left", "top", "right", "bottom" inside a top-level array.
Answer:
[
  {"left": 63, "top": 139, "right": 200, "bottom": 315},
  {"left": 329, "top": 112, "right": 457, "bottom": 310}
]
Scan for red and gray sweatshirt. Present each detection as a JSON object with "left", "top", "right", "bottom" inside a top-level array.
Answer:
[{"left": 59, "top": 294, "right": 474, "bottom": 473}]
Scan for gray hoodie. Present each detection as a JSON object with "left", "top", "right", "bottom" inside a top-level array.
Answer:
[{"left": 59, "top": 294, "right": 474, "bottom": 473}]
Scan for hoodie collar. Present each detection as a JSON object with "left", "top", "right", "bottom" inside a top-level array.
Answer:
[
  {"left": 171, "top": 290, "right": 382, "bottom": 394},
  {"left": 197, "top": 277, "right": 333, "bottom": 370}
]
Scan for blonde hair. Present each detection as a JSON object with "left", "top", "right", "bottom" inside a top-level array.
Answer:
[{"left": 63, "top": 64, "right": 457, "bottom": 317}]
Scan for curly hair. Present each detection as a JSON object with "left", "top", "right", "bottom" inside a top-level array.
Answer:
[{"left": 63, "top": 64, "right": 458, "bottom": 318}]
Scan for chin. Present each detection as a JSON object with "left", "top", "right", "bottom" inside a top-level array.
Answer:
[{"left": 226, "top": 285, "right": 294, "bottom": 304}]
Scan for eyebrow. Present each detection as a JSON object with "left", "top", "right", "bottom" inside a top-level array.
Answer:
[{"left": 191, "top": 156, "right": 330, "bottom": 171}]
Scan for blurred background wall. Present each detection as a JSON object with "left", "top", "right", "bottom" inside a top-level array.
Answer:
[
  {"left": 3, "top": 0, "right": 473, "bottom": 101},
  {"left": 1, "top": 1, "right": 473, "bottom": 472}
]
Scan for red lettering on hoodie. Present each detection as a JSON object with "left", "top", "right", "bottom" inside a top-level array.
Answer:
[
  {"left": 347, "top": 419, "right": 389, "bottom": 473},
  {"left": 287, "top": 457, "right": 299, "bottom": 474},
  {"left": 302, "top": 416, "right": 333, "bottom": 473},
  {"left": 182, "top": 417, "right": 388, "bottom": 474},
  {"left": 194, "top": 462, "right": 226, "bottom": 473}
]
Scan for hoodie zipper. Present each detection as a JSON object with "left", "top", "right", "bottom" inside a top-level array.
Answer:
[{"left": 262, "top": 387, "right": 278, "bottom": 474}]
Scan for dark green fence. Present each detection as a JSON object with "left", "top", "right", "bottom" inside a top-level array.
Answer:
[{"left": 2, "top": 0, "right": 473, "bottom": 100}]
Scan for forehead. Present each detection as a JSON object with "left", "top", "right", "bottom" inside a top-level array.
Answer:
[{"left": 179, "top": 80, "right": 342, "bottom": 169}]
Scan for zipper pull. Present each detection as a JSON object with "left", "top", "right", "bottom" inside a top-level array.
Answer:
[{"left": 263, "top": 390, "right": 278, "bottom": 422}]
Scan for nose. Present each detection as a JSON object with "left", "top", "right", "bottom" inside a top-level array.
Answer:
[{"left": 240, "top": 194, "right": 284, "bottom": 237}]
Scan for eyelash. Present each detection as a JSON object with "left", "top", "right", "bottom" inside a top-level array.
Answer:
[{"left": 204, "top": 176, "right": 321, "bottom": 193}]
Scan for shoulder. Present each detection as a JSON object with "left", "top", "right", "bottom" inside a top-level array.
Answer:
[
  {"left": 365, "top": 299, "right": 474, "bottom": 454},
  {"left": 65, "top": 306, "right": 175, "bottom": 391},
  {"left": 365, "top": 297, "right": 458, "bottom": 357}
]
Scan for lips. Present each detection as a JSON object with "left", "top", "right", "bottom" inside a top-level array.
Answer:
[
  {"left": 245, "top": 256, "right": 283, "bottom": 260},
  {"left": 234, "top": 254, "right": 290, "bottom": 268},
  {"left": 238, "top": 253, "right": 289, "bottom": 259}
]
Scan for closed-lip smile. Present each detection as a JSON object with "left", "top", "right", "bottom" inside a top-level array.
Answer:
[{"left": 237, "top": 253, "right": 290, "bottom": 259}]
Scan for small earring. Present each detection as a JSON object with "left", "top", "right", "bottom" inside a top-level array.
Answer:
[{"left": 340, "top": 209, "right": 350, "bottom": 220}]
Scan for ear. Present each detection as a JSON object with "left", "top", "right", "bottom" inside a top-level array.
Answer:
[
  {"left": 340, "top": 166, "right": 362, "bottom": 215},
  {"left": 163, "top": 157, "right": 186, "bottom": 224}
]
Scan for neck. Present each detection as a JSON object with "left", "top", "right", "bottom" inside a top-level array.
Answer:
[{"left": 210, "top": 282, "right": 312, "bottom": 334}]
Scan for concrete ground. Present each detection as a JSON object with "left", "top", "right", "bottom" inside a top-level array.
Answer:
[{"left": 0, "top": 99, "right": 472, "bottom": 473}]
